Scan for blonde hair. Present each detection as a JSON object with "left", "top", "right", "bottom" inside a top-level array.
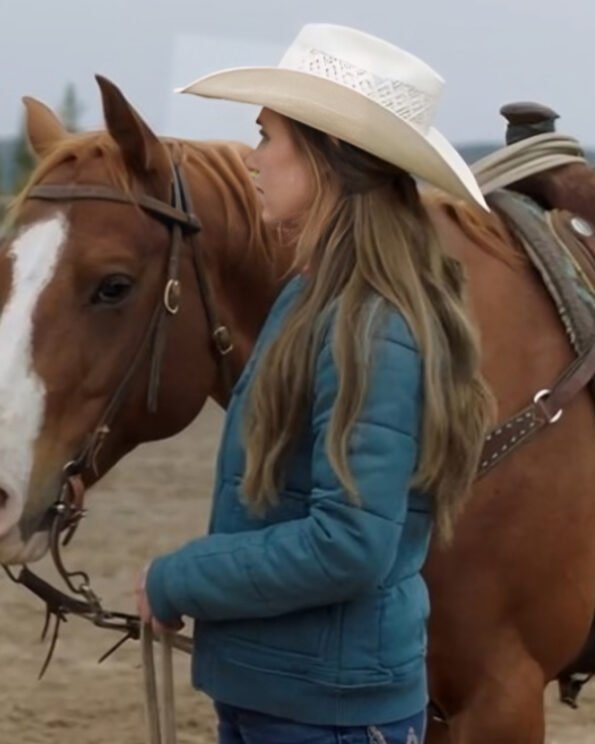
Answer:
[{"left": 243, "top": 119, "right": 494, "bottom": 542}]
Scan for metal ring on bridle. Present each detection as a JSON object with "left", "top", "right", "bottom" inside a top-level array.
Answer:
[
  {"left": 163, "top": 279, "right": 181, "bottom": 315},
  {"left": 213, "top": 325, "right": 234, "bottom": 356},
  {"left": 533, "top": 388, "right": 563, "bottom": 423},
  {"left": 62, "top": 459, "right": 79, "bottom": 476}
]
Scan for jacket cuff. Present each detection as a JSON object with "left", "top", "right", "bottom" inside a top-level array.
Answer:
[{"left": 145, "top": 555, "right": 182, "bottom": 625}]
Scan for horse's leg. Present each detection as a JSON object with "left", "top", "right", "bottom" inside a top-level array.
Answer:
[{"left": 447, "top": 654, "right": 545, "bottom": 744}]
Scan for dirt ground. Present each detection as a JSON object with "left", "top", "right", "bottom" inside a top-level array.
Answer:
[{"left": 1, "top": 400, "right": 594, "bottom": 743}]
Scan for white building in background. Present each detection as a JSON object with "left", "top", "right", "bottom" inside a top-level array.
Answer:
[{"left": 165, "top": 33, "right": 284, "bottom": 144}]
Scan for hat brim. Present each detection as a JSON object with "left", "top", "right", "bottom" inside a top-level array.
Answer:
[{"left": 177, "top": 67, "right": 488, "bottom": 211}]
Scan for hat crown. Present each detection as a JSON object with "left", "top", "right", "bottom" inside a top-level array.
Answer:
[
  {"left": 178, "top": 23, "right": 488, "bottom": 209},
  {"left": 279, "top": 24, "right": 444, "bottom": 134}
]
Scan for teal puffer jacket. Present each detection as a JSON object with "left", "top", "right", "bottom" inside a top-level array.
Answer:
[{"left": 147, "top": 276, "right": 433, "bottom": 726}]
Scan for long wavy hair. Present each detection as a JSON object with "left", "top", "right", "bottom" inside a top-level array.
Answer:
[{"left": 242, "top": 118, "right": 494, "bottom": 542}]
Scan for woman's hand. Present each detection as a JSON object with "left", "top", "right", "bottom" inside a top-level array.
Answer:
[{"left": 135, "top": 564, "right": 184, "bottom": 636}]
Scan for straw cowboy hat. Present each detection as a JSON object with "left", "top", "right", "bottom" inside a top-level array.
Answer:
[{"left": 178, "top": 23, "right": 488, "bottom": 210}]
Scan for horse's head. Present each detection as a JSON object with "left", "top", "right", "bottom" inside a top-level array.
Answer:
[{"left": 0, "top": 77, "right": 283, "bottom": 564}]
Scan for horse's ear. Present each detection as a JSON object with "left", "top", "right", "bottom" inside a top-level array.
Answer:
[
  {"left": 22, "top": 97, "right": 68, "bottom": 158},
  {"left": 95, "top": 75, "right": 171, "bottom": 187}
]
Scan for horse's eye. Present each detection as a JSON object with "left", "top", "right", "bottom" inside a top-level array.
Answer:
[{"left": 91, "top": 274, "right": 134, "bottom": 305}]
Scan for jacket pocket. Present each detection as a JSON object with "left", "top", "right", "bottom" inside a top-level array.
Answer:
[
  {"left": 225, "top": 604, "right": 332, "bottom": 660},
  {"left": 338, "top": 593, "right": 383, "bottom": 670},
  {"left": 379, "top": 576, "right": 428, "bottom": 669}
]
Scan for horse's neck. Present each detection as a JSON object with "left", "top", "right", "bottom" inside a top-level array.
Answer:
[
  {"left": 212, "top": 244, "right": 291, "bottom": 403},
  {"left": 186, "top": 173, "right": 293, "bottom": 402}
]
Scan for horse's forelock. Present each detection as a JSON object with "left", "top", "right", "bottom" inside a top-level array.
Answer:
[{"left": 8, "top": 133, "right": 135, "bottom": 222}]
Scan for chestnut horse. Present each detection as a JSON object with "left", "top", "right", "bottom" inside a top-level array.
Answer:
[{"left": 1, "top": 77, "right": 594, "bottom": 744}]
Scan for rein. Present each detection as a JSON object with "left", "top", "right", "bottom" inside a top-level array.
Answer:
[{"left": 2, "top": 163, "right": 232, "bottom": 730}]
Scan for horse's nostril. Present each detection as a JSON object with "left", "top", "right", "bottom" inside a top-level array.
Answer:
[{"left": 0, "top": 489, "right": 8, "bottom": 510}]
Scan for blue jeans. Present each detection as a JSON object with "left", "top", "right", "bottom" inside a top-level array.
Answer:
[{"left": 215, "top": 702, "right": 427, "bottom": 743}]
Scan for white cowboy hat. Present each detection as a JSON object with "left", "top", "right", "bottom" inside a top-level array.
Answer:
[{"left": 177, "top": 23, "right": 488, "bottom": 210}]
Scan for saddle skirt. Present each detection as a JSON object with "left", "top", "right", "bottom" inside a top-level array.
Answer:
[{"left": 489, "top": 189, "right": 595, "bottom": 394}]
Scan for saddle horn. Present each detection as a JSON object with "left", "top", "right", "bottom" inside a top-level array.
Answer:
[{"left": 500, "top": 102, "right": 560, "bottom": 145}]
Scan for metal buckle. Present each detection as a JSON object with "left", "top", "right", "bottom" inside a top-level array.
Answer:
[
  {"left": 534, "top": 388, "right": 563, "bottom": 423},
  {"left": 213, "top": 325, "right": 233, "bottom": 356},
  {"left": 163, "top": 279, "right": 181, "bottom": 315}
]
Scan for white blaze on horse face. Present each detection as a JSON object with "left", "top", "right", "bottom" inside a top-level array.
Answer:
[{"left": 0, "top": 215, "right": 67, "bottom": 539}]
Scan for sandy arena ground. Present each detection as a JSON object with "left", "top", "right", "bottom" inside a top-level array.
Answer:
[{"left": 1, "top": 400, "right": 594, "bottom": 743}]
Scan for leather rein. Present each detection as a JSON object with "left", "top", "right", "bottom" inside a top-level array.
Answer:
[{"left": 3, "top": 162, "right": 232, "bottom": 675}]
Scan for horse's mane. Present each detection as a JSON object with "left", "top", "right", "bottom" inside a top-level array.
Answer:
[
  {"left": 10, "top": 132, "right": 276, "bottom": 265},
  {"left": 168, "top": 137, "right": 277, "bottom": 264},
  {"left": 425, "top": 189, "right": 524, "bottom": 267}
]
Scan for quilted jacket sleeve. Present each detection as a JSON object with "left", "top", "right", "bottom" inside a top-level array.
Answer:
[{"left": 146, "top": 313, "right": 422, "bottom": 624}]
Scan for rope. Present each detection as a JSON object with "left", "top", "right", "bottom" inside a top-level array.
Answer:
[
  {"left": 472, "top": 133, "right": 587, "bottom": 195},
  {"left": 141, "top": 624, "right": 162, "bottom": 744},
  {"left": 141, "top": 625, "right": 180, "bottom": 744},
  {"left": 160, "top": 632, "right": 177, "bottom": 744}
]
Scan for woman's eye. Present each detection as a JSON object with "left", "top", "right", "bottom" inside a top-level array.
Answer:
[{"left": 91, "top": 274, "right": 134, "bottom": 305}]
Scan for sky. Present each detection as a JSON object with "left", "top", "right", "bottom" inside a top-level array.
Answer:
[{"left": 1, "top": 0, "right": 595, "bottom": 149}]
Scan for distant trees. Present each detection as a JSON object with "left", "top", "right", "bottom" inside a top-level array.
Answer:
[
  {"left": 0, "top": 156, "right": 7, "bottom": 224},
  {"left": 0, "top": 153, "right": 8, "bottom": 224},
  {"left": 8, "top": 83, "right": 85, "bottom": 194},
  {"left": 59, "top": 83, "right": 84, "bottom": 133},
  {"left": 12, "top": 118, "right": 36, "bottom": 192}
]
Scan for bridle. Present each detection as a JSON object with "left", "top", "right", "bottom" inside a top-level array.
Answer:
[{"left": 3, "top": 161, "right": 232, "bottom": 674}]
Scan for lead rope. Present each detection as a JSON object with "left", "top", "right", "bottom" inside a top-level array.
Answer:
[
  {"left": 142, "top": 624, "right": 162, "bottom": 744},
  {"left": 160, "top": 632, "right": 177, "bottom": 744},
  {"left": 142, "top": 625, "right": 178, "bottom": 744},
  {"left": 471, "top": 132, "right": 587, "bottom": 195}
]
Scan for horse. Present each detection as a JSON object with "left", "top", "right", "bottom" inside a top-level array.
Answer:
[{"left": 1, "top": 76, "right": 594, "bottom": 744}]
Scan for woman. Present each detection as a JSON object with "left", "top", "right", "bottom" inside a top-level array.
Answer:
[{"left": 137, "top": 23, "right": 493, "bottom": 744}]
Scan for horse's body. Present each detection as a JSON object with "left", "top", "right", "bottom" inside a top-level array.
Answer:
[
  {"left": 425, "top": 201, "right": 595, "bottom": 742},
  {"left": 1, "top": 80, "right": 594, "bottom": 744}
]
